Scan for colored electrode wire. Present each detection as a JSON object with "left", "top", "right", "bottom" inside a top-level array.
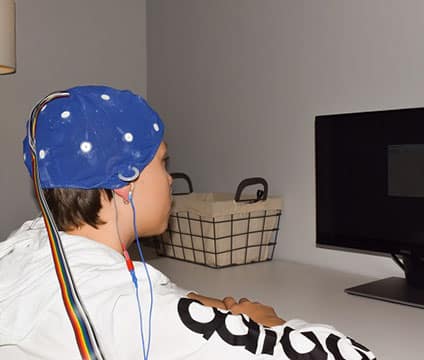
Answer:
[
  {"left": 28, "top": 92, "right": 105, "bottom": 360},
  {"left": 121, "top": 244, "right": 147, "bottom": 360},
  {"left": 129, "top": 193, "right": 154, "bottom": 360},
  {"left": 112, "top": 194, "right": 149, "bottom": 359}
]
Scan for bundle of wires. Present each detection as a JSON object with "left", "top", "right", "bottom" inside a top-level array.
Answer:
[{"left": 28, "top": 92, "right": 106, "bottom": 360}]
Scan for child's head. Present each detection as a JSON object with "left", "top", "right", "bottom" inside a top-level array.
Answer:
[{"left": 23, "top": 85, "right": 172, "bottom": 236}]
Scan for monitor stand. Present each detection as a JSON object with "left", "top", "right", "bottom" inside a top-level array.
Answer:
[
  {"left": 346, "top": 254, "right": 424, "bottom": 309},
  {"left": 345, "top": 277, "right": 424, "bottom": 309}
]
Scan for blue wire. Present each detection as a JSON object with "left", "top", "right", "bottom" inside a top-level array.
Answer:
[
  {"left": 129, "top": 193, "right": 154, "bottom": 360},
  {"left": 129, "top": 270, "right": 147, "bottom": 360}
]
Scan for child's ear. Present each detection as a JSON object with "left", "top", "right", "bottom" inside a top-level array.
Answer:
[{"left": 113, "top": 185, "right": 132, "bottom": 202}]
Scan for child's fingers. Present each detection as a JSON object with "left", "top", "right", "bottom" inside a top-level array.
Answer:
[
  {"left": 223, "top": 296, "right": 237, "bottom": 309},
  {"left": 227, "top": 303, "right": 243, "bottom": 315},
  {"left": 187, "top": 292, "right": 227, "bottom": 309},
  {"left": 238, "top": 297, "right": 250, "bottom": 304}
]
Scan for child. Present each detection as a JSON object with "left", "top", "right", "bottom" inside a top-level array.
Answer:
[{"left": 0, "top": 85, "right": 376, "bottom": 359}]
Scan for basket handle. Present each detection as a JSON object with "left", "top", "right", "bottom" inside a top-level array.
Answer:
[
  {"left": 171, "top": 172, "right": 194, "bottom": 195},
  {"left": 234, "top": 177, "right": 268, "bottom": 203}
]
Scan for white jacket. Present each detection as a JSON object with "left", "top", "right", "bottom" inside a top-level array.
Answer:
[{"left": 0, "top": 218, "right": 376, "bottom": 359}]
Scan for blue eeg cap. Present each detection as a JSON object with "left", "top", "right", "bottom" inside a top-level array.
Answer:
[{"left": 23, "top": 85, "right": 164, "bottom": 189}]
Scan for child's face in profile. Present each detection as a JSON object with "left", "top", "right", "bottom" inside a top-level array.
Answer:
[{"left": 132, "top": 141, "right": 172, "bottom": 236}]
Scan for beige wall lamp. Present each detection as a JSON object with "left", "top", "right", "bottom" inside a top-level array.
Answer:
[{"left": 0, "top": 0, "right": 16, "bottom": 75}]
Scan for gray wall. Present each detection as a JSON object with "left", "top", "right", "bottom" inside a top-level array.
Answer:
[
  {"left": 147, "top": 0, "right": 424, "bottom": 277},
  {"left": 0, "top": 0, "right": 147, "bottom": 239}
]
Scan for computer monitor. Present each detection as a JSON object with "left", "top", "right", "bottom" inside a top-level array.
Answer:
[{"left": 315, "top": 107, "right": 424, "bottom": 308}]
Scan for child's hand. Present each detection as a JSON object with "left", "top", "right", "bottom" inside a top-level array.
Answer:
[
  {"left": 186, "top": 293, "right": 285, "bottom": 327},
  {"left": 186, "top": 292, "right": 227, "bottom": 310},
  {"left": 223, "top": 297, "right": 285, "bottom": 327}
]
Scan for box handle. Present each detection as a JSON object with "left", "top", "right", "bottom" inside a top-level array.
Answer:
[
  {"left": 234, "top": 177, "right": 268, "bottom": 203},
  {"left": 171, "top": 172, "right": 194, "bottom": 195}
]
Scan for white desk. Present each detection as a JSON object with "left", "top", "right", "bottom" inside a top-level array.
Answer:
[{"left": 150, "top": 258, "right": 424, "bottom": 360}]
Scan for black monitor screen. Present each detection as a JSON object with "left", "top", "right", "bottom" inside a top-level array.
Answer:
[
  {"left": 315, "top": 108, "right": 424, "bottom": 255},
  {"left": 388, "top": 144, "right": 424, "bottom": 198}
]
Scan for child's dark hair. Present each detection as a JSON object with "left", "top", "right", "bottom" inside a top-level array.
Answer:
[{"left": 43, "top": 188, "right": 113, "bottom": 231}]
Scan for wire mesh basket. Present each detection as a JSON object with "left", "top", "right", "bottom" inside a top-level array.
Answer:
[{"left": 155, "top": 174, "right": 282, "bottom": 268}]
